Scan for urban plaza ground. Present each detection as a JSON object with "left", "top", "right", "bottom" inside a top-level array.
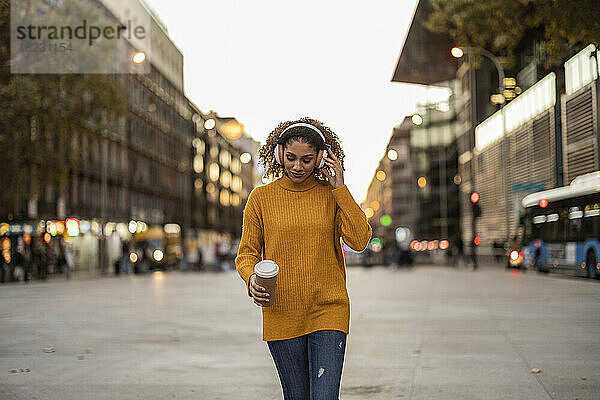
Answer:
[{"left": 0, "top": 263, "right": 599, "bottom": 399}]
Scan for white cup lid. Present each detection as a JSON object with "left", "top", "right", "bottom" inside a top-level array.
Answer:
[{"left": 254, "top": 260, "right": 279, "bottom": 278}]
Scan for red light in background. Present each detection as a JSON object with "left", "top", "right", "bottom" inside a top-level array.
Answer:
[
  {"left": 414, "top": 242, "right": 424, "bottom": 251},
  {"left": 539, "top": 199, "right": 548, "bottom": 208},
  {"left": 439, "top": 240, "right": 450, "bottom": 250},
  {"left": 426, "top": 241, "right": 437, "bottom": 251},
  {"left": 470, "top": 192, "right": 480, "bottom": 204},
  {"left": 409, "top": 240, "right": 418, "bottom": 250},
  {"left": 473, "top": 236, "right": 481, "bottom": 246}
]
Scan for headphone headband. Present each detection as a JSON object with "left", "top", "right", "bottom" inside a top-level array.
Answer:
[{"left": 278, "top": 122, "right": 327, "bottom": 148}]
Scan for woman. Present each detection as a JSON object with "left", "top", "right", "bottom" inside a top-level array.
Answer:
[{"left": 235, "top": 117, "right": 372, "bottom": 399}]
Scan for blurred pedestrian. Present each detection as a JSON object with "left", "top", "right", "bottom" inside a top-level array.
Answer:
[
  {"left": 64, "top": 245, "right": 74, "bottom": 280},
  {"left": 121, "top": 240, "right": 131, "bottom": 274},
  {"left": 33, "top": 235, "right": 46, "bottom": 280},
  {"left": 362, "top": 247, "right": 373, "bottom": 268},
  {"left": 235, "top": 118, "right": 372, "bottom": 399},
  {"left": 213, "top": 242, "right": 221, "bottom": 272},
  {"left": 0, "top": 245, "right": 8, "bottom": 283},
  {"left": 453, "top": 236, "right": 466, "bottom": 267}
]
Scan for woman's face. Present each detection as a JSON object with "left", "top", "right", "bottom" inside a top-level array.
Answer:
[{"left": 282, "top": 140, "right": 318, "bottom": 183}]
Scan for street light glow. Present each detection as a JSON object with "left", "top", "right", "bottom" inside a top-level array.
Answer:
[
  {"left": 387, "top": 149, "right": 398, "bottom": 161},
  {"left": 221, "top": 121, "right": 244, "bottom": 140},
  {"left": 204, "top": 119, "right": 216, "bottom": 130},
  {"left": 132, "top": 52, "right": 146, "bottom": 64},
  {"left": 370, "top": 200, "right": 380, "bottom": 211},
  {"left": 376, "top": 170, "right": 386, "bottom": 181},
  {"left": 418, "top": 177, "right": 427, "bottom": 188},
  {"left": 451, "top": 47, "right": 464, "bottom": 58},
  {"left": 240, "top": 152, "right": 252, "bottom": 164},
  {"left": 411, "top": 114, "right": 423, "bottom": 125}
]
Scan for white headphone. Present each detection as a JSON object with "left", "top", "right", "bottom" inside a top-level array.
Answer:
[{"left": 273, "top": 122, "right": 330, "bottom": 169}]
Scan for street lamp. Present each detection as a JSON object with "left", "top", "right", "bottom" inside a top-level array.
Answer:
[
  {"left": 451, "top": 47, "right": 464, "bottom": 58},
  {"left": 452, "top": 45, "right": 510, "bottom": 268},
  {"left": 451, "top": 46, "right": 506, "bottom": 102},
  {"left": 204, "top": 118, "right": 216, "bottom": 130}
]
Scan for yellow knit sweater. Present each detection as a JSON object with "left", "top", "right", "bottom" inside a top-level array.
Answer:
[{"left": 235, "top": 174, "right": 372, "bottom": 341}]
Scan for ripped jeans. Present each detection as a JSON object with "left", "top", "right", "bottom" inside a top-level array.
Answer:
[{"left": 267, "top": 330, "right": 347, "bottom": 400}]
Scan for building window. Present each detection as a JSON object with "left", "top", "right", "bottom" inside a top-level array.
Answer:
[
  {"left": 231, "top": 176, "right": 242, "bottom": 192},
  {"left": 208, "top": 163, "right": 220, "bottom": 181},
  {"left": 220, "top": 190, "right": 230, "bottom": 206},
  {"left": 221, "top": 170, "right": 231, "bottom": 188},
  {"left": 194, "top": 155, "right": 204, "bottom": 173},
  {"left": 220, "top": 151, "right": 231, "bottom": 168}
]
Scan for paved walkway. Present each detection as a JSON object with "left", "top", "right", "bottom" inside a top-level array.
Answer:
[{"left": 1, "top": 265, "right": 599, "bottom": 399}]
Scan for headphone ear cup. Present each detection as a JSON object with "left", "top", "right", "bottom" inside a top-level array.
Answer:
[{"left": 274, "top": 144, "right": 283, "bottom": 165}]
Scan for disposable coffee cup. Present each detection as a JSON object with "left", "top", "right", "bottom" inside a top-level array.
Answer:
[{"left": 254, "top": 260, "right": 279, "bottom": 307}]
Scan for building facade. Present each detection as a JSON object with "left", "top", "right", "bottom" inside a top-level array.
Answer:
[
  {"left": 0, "top": 0, "right": 258, "bottom": 280},
  {"left": 391, "top": 0, "right": 599, "bottom": 258}
]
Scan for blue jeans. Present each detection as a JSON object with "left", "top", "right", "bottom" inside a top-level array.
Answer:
[{"left": 267, "top": 329, "right": 347, "bottom": 400}]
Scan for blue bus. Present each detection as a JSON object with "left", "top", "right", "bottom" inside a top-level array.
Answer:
[{"left": 518, "top": 171, "right": 600, "bottom": 278}]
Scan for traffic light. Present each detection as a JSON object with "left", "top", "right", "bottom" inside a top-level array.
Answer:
[{"left": 470, "top": 191, "right": 482, "bottom": 218}]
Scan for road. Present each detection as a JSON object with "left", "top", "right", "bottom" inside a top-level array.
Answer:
[{"left": 1, "top": 265, "right": 599, "bottom": 399}]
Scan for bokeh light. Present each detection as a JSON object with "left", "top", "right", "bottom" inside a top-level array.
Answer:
[
  {"left": 411, "top": 114, "right": 423, "bottom": 125},
  {"left": 240, "top": 152, "right": 252, "bottom": 164},
  {"left": 204, "top": 119, "right": 216, "bottom": 130},
  {"left": 132, "top": 52, "right": 146, "bottom": 64},
  {"left": 451, "top": 47, "right": 464, "bottom": 58}
]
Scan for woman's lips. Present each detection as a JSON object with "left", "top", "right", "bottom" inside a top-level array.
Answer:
[{"left": 291, "top": 172, "right": 304, "bottom": 178}]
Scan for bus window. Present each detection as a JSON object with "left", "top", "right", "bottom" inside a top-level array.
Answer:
[
  {"left": 582, "top": 197, "right": 600, "bottom": 240},
  {"left": 541, "top": 213, "right": 560, "bottom": 242},
  {"left": 567, "top": 206, "right": 583, "bottom": 241}
]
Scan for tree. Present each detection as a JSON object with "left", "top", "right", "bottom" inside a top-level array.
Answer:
[
  {"left": 426, "top": 0, "right": 600, "bottom": 68},
  {"left": 0, "top": 0, "right": 127, "bottom": 219}
]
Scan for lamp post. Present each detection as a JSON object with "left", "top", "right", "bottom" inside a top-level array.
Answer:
[
  {"left": 452, "top": 46, "right": 510, "bottom": 268},
  {"left": 452, "top": 47, "right": 505, "bottom": 98}
]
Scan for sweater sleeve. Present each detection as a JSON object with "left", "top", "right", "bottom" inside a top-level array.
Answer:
[
  {"left": 332, "top": 184, "right": 372, "bottom": 252},
  {"left": 235, "top": 188, "right": 264, "bottom": 297}
]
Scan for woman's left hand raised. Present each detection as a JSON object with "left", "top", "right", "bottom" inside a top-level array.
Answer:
[{"left": 322, "top": 151, "right": 344, "bottom": 189}]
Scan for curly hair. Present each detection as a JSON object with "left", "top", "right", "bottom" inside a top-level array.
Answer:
[{"left": 258, "top": 117, "right": 345, "bottom": 182}]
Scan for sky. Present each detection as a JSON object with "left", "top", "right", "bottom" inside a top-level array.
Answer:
[{"left": 142, "top": 0, "right": 450, "bottom": 202}]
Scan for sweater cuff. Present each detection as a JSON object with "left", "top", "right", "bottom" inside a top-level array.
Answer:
[{"left": 238, "top": 265, "right": 255, "bottom": 297}]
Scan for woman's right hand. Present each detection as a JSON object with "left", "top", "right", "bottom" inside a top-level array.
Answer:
[{"left": 249, "top": 274, "right": 270, "bottom": 307}]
